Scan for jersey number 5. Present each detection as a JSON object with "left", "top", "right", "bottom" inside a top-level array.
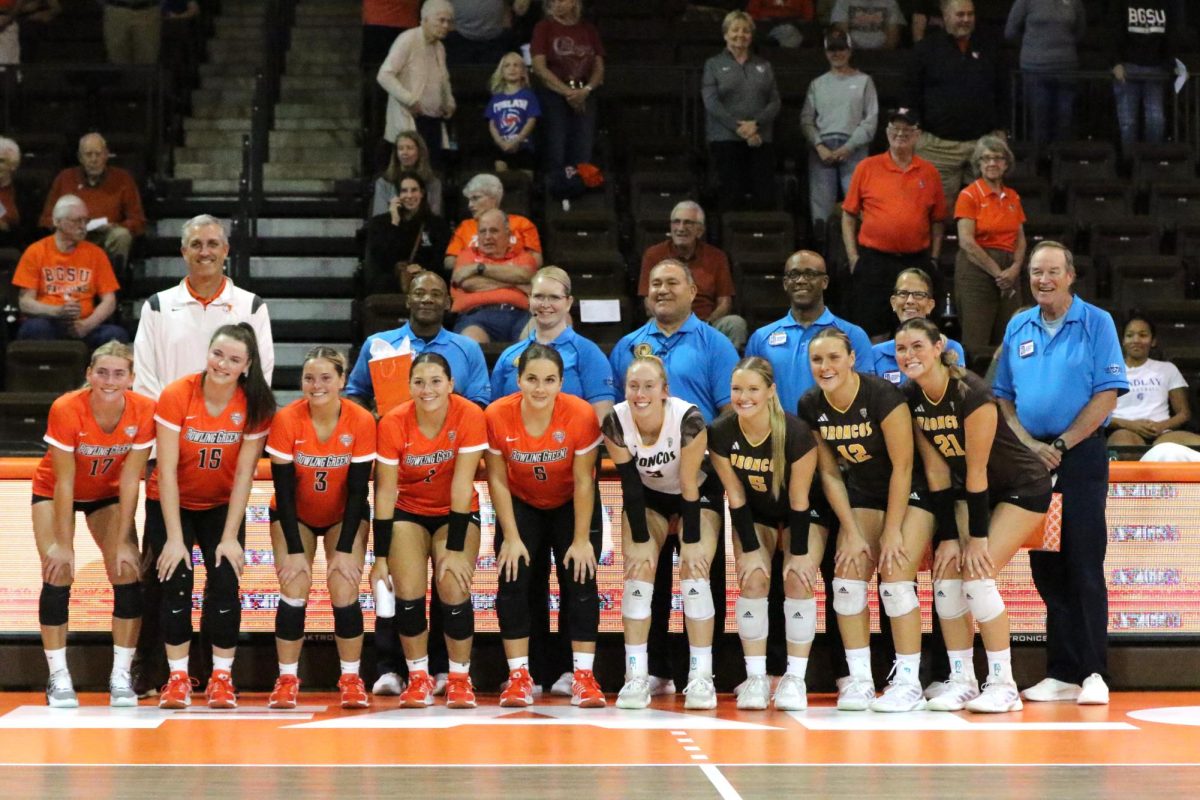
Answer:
[
  {"left": 196, "top": 448, "right": 222, "bottom": 469},
  {"left": 934, "top": 433, "right": 966, "bottom": 458},
  {"left": 533, "top": 465, "right": 548, "bottom": 481}
]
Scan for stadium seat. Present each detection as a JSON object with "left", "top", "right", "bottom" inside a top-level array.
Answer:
[
  {"left": 738, "top": 273, "right": 789, "bottom": 331},
  {"left": 1137, "top": 301, "right": 1200, "bottom": 343},
  {"left": 629, "top": 172, "right": 699, "bottom": 220},
  {"left": 1066, "top": 181, "right": 1134, "bottom": 224},
  {"left": 1049, "top": 140, "right": 1118, "bottom": 189},
  {"left": 0, "top": 392, "right": 59, "bottom": 455},
  {"left": 360, "top": 294, "right": 408, "bottom": 339},
  {"left": 5, "top": 340, "right": 89, "bottom": 393},
  {"left": 1088, "top": 218, "right": 1162, "bottom": 261},
  {"left": 723, "top": 210, "right": 796, "bottom": 276},
  {"left": 1110, "top": 256, "right": 1186, "bottom": 315},
  {"left": 1005, "top": 175, "right": 1053, "bottom": 216},
  {"left": 1130, "top": 143, "right": 1196, "bottom": 192},
  {"left": 1150, "top": 183, "right": 1200, "bottom": 230},
  {"left": 574, "top": 296, "right": 633, "bottom": 348}
]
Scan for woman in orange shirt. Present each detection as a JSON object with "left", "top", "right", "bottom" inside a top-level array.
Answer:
[
  {"left": 34, "top": 341, "right": 156, "bottom": 708},
  {"left": 485, "top": 343, "right": 604, "bottom": 708},
  {"left": 372, "top": 352, "right": 488, "bottom": 709},
  {"left": 266, "top": 347, "right": 377, "bottom": 710},
  {"left": 149, "top": 323, "right": 275, "bottom": 710}
]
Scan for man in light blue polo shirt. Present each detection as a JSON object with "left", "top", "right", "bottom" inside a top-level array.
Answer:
[
  {"left": 993, "top": 240, "right": 1127, "bottom": 707},
  {"left": 745, "top": 250, "right": 874, "bottom": 415},
  {"left": 346, "top": 271, "right": 491, "bottom": 408}
]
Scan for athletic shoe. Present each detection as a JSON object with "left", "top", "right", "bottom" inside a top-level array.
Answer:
[
  {"left": 834, "top": 675, "right": 852, "bottom": 693},
  {"left": 550, "top": 671, "right": 574, "bottom": 697},
  {"left": 499, "top": 666, "right": 536, "bottom": 707},
  {"left": 870, "top": 680, "right": 926, "bottom": 713},
  {"left": 683, "top": 672, "right": 718, "bottom": 711},
  {"left": 648, "top": 675, "right": 676, "bottom": 696},
  {"left": 109, "top": 670, "right": 138, "bottom": 708},
  {"left": 268, "top": 675, "right": 300, "bottom": 709},
  {"left": 737, "top": 674, "right": 770, "bottom": 710},
  {"left": 445, "top": 673, "right": 477, "bottom": 709},
  {"left": 571, "top": 669, "right": 606, "bottom": 708},
  {"left": 616, "top": 675, "right": 652, "bottom": 709},
  {"left": 46, "top": 670, "right": 78, "bottom": 709},
  {"left": 733, "top": 675, "right": 773, "bottom": 698},
  {"left": 771, "top": 674, "right": 807, "bottom": 711},
  {"left": 431, "top": 672, "right": 449, "bottom": 697},
  {"left": 925, "top": 675, "right": 981, "bottom": 712},
  {"left": 500, "top": 675, "right": 544, "bottom": 696},
  {"left": 206, "top": 670, "right": 237, "bottom": 709},
  {"left": 338, "top": 674, "right": 370, "bottom": 709},
  {"left": 400, "top": 670, "right": 436, "bottom": 708},
  {"left": 965, "top": 679, "right": 1023, "bottom": 713},
  {"left": 836, "top": 678, "right": 876, "bottom": 711},
  {"left": 159, "top": 671, "right": 196, "bottom": 709},
  {"left": 130, "top": 650, "right": 161, "bottom": 699},
  {"left": 1021, "top": 677, "right": 1082, "bottom": 702},
  {"left": 372, "top": 672, "right": 404, "bottom": 696},
  {"left": 1077, "top": 673, "right": 1110, "bottom": 706}
]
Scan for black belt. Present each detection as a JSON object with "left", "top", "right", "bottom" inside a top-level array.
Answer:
[
  {"left": 106, "top": 0, "right": 160, "bottom": 10},
  {"left": 1037, "top": 429, "right": 1105, "bottom": 445},
  {"left": 464, "top": 303, "right": 523, "bottom": 313}
]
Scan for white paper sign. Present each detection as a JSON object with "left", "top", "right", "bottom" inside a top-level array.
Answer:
[
  {"left": 85, "top": 216, "right": 109, "bottom": 232},
  {"left": 579, "top": 299, "right": 621, "bottom": 323}
]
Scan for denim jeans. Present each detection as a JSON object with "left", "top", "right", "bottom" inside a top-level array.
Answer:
[
  {"left": 18, "top": 316, "right": 130, "bottom": 349},
  {"left": 538, "top": 89, "right": 596, "bottom": 175},
  {"left": 1024, "top": 70, "right": 1076, "bottom": 146},
  {"left": 1114, "top": 64, "right": 1168, "bottom": 151},
  {"left": 807, "top": 133, "right": 867, "bottom": 225}
]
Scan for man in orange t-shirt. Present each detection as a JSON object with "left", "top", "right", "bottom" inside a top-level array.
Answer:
[
  {"left": 13, "top": 194, "right": 127, "bottom": 348},
  {"left": 451, "top": 207, "right": 537, "bottom": 345}
]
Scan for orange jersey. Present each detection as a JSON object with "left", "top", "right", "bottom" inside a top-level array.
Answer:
[
  {"left": 147, "top": 374, "right": 270, "bottom": 510},
  {"left": 485, "top": 392, "right": 601, "bottom": 510},
  {"left": 266, "top": 398, "right": 378, "bottom": 528},
  {"left": 11, "top": 236, "right": 120, "bottom": 320},
  {"left": 33, "top": 389, "right": 156, "bottom": 501},
  {"left": 377, "top": 393, "right": 488, "bottom": 516}
]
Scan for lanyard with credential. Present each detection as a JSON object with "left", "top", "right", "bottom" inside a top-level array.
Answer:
[{"left": 631, "top": 328, "right": 687, "bottom": 368}]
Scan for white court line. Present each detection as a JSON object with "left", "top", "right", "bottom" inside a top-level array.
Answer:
[
  {"left": 699, "top": 764, "right": 744, "bottom": 800},
  {"left": 0, "top": 762, "right": 1197, "bottom": 769}
]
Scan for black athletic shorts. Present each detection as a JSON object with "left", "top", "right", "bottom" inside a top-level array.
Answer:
[
  {"left": 31, "top": 493, "right": 120, "bottom": 516},
  {"left": 642, "top": 471, "right": 726, "bottom": 521},
  {"left": 849, "top": 485, "right": 934, "bottom": 513},
  {"left": 991, "top": 489, "right": 1053, "bottom": 514},
  {"left": 392, "top": 508, "right": 482, "bottom": 535},
  {"left": 268, "top": 503, "right": 371, "bottom": 537}
]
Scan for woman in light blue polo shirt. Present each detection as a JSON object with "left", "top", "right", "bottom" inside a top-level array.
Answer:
[{"left": 873, "top": 267, "right": 966, "bottom": 386}]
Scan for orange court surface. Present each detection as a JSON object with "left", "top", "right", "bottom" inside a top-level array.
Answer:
[{"left": 1, "top": 690, "right": 1199, "bottom": 798}]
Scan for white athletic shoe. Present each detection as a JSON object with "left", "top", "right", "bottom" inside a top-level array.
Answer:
[
  {"left": 736, "top": 674, "right": 771, "bottom": 710},
  {"left": 616, "top": 675, "right": 652, "bottom": 709},
  {"left": 1021, "top": 677, "right": 1082, "bottom": 702},
  {"left": 734, "top": 675, "right": 778, "bottom": 697},
  {"left": 431, "top": 672, "right": 449, "bottom": 697},
  {"left": 1077, "top": 673, "right": 1110, "bottom": 705},
  {"left": 109, "top": 669, "right": 138, "bottom": 707},
  {"left": 372, "top": 672, "right": 404, "bottom": 696},
  {"left": 648, "top": 675, "right": 677, "bottom": 696},
  {"left": 682, "top": 672, "right": 717, "bottom": 710},
  {"left": 500, "top": 675, "right": 544, "bottom": 696},
  {"left": 771, "top": 673, "right": 807, "bottom": 711},
  {"left": 550, "top": 671, "right": 574, "bottom": 697},
  {"left": 870, "top": 679, "right": 926, "bottom": 712},
  {"left": 965, "top": 679, "right": 1023, "bottom": 713},
  {"left": 834, "top": 675, "right": 853, "bottom": 693},
  {"left": 925, "top": 675, "right": 981, "bottom": 711},
  {"left": 46, "top": 670, "right": 78, "bottom": 708},
  {"left": 836, "top": 678, "right": 876, "bottom": 711}
]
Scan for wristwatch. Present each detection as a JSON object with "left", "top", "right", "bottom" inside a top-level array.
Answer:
[
  {"left": 475, "top": 262, "right": 486, "bottom": 276},
  {"left": 1052, "top": 437, "right": 1068, "bottom": 454}
]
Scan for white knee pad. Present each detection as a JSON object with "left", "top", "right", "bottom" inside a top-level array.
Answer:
[
  {"left": 735, "top": 596, "right": 769, "bottom": 642},
  {"left": 962, "top": 578, "right": 1005, "bottom": 623},
  {"left": 783, "top": 597, "right": 817, "bottom": 645},
  {"left": 932, "top": 579, "right": 968, "bottom": 620},
  {"left": 680, "top": 578, "right": 715, "bottom": 621},
  {"left": 879, "top": 581, "right": 919, "bottom": 618},
  {"left": 622, "top": 580, "right": 654, "bottom": 621},
  {"left": 831, "top": 578, "right": 869, "bottom": 616}
]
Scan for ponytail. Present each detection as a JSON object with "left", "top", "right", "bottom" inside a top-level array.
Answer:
[
  {"left": 895, "top": 317, "right": 966, "bottom": 380},
  {"left": 210, "top": 323, "right": 276, "bottom": 431}
]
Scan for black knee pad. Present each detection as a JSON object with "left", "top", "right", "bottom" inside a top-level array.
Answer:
[
  {"left": 39, "top": 583, "right": 71, "bottom": 627},
  {"left": 395, "top": 596, "right": 427, "bottom": 638},
  {"left": 204, "top": 597, "right": 241, "bottom": 650},
  {"left": 441, "top": 599, "right": 474, "bottom": 641},
  {"left": 567, "top": 580, "right": 600, "bottom": 644},
  {"left": 333, "top": 601, "right": 364, "bottom": 640},
  {"left": 275, "top": 600, "right": 307, "bottom": 642},
  {"left": 496, "top": 582, "right": 531, "bottom": 640},
  {"left": 161, "top": 567, "right": 195, "bottom": 646},
  {"left": 111, "top": 582, "right": 143, "bottom": 620}
]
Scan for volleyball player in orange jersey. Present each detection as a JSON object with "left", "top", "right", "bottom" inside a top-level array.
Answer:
[
  {"left": 371, "top": 352, "right": 488, "bottom": 709},
  {"left": 485, "top": 343, "right": 605, "bottom": 708},
  {"left": 35, "top": 341, "right": 156, "bottom": 708},
  {"left": 266, "top": 347, "right": 377, "bottom": 710},
  {"left": 149, "top": 323, "right": 275, "bottom": 710}
]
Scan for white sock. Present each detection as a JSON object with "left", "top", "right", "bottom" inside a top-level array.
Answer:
[
  {"left": 406, "top": 656, "right": 429, "bottom": 674},
  {"left": 986, "top": 648, "right": 1012, "bottom": 683},
  {"left": 744, "top": 655, "right": 767, "bottom": 677},
  {"left": 506, "top": 656, "right": 529, "bottom": 672},
  {"left": 573, "top": 651, "right": 595, "bottom": 672},
  {"left": 895, "top": 652, "right": 921, "bottom": 685},
  {"left": 168, "top": 656, "right": 189, "bottom": 674},
  {"left": 279, "top": 662, "right": 299, "bottom": 677},
  {"left": 846, "top": 646, "right": 872, "bottom": 681},
  {"left": 112, "top": 645, "right": 135, "bottom": 674},
  {"left": 948, "top": 648, "right": 974, "bottom": 680},
  {"left": 45, "top": 648, "right": 67, "bottom": 674},
  {"left": 625, "top": 642, "right": 648, "bottom": 677},
  {"left": 786, "top": 655, "right": 809, "bottom": 678},
  {"left": 448, "top": 660, "right": 470, "bottom": 676},
  {"left": 689, "top": 645, "right": 713, "bottom": 676},
  {"left": 212, "top": 654, "right": 234, "bottom": 673},
  {"left": 339, "top": 660, "right": 360, "bottom": 676}
]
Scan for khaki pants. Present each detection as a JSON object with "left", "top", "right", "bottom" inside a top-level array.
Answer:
[
  {"left": 916, "top": 132, "right": 977, "bottom": 218},
  {"left": 711, "top": 314, "right": 749, "bottom": 351},
  {"left": 954, "top": 247, "right": 1021, "bottom": 365},
  {"left": 88, "top": 224, "right": 134, "bottom": 265},
  {"left": 104, "top": 5, "right": 162, "bottom": 65}
]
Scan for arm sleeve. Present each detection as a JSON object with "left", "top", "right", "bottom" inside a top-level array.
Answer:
[
  {"left": 991, "top": 335, "right": 1015, "bottom": 400},
  {"left": 800, "top": 83, "right": 820, "bottom": 146},
  {"left": 132, "top": 299, "right": 162, "bottom": 399},
  {"left": 785, "top": 415, "right": 817, "bottom": 463},
  {"left": 578, "top": 340, "right": 617, "bottom": 403},
  {"left": 600, "top": 409, "right": 625, "bottom": 448},
  {"left": 1166, "top": 362, "right": 1189, "bottom": 391},
  {"left": 376, "top": 33, "right": 418, "bottom": 106},
  {"left": 955, "top": 184, "right": 980, "bottom": 220},
  {"left": 680, "top": 407, "right": 706, "bottom": 448},
  {"left": 251, "top": 301, "right": 275, "bottom": 387},
  {"left": 336, "top": 461, "right": 373, "bottom": 553},
  {"left": 344, "top": 338, "right": 376, "bottom": 402},
  {"left": 371, "top": 179, "right": 392, "bottom": 217},
  {"left": 844, "top": 76, "right": 879, "bottom": 152},
  {"left": 1003, "top": 0, "right": 1026, "bottom": 42},
  {"left": 490, "top": 356, "right": 511, "bottom": 403},
  {"left": 1090, "top": 312, "right": 1130, "bottom": 395},
  {"left": 701, "top": 58, "right": 741, "bottom": 134},
  {"left": 616, "top": 459, "right": 650, "bottom": 544},
  {"left": 462, "top": 341, "right": 494, "bottom": 406},
  {"left": 608, "top": 343, "right": 630, "bottom": 403},
  {"left": 271, "top": 462, "right": 304, "bottom": 555},
  {"left": 707, "top": 333, "right": 740, "bottom": 410},
  {"left": 757, "top": 64, "right": 781, "bottom": 126},
  {"left": 841, "top": 160, "right": 864, "bottom": 215}
]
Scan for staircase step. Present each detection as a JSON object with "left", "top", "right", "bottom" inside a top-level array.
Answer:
[
  {"left": 192, "top": 88, "right": 256, "bottom": 108},
  {"left": 190, "top": 179, "right": 241, "bottom": 194},
  {"left": 154, "top": 218, "right": 233, "bottom": 237},
  {"left": 262, "top": 178, "right": 339, "bottom": 193},
  {"left": 254, "top": 218, "right": 363, "bottom": 237},
  {"left": 278, "top": 87, "right": 360, "bottom": 104},
  {"left": 268, "top": 129, "right": 358, "bottom": 148},
  {"left": 184, "top": 129, "right": 251, "bottom": 148},
  {"left": 174, "top": 147, "right": 247, "bottom": 166},
  {"left": 273, "top": 117, "right": 359, "bottom": 131},
  {"left": 263, "top": 162, "right": 358, "bottom": 179},
  {"left": 275, "top": 102, "right": 359, "bottom": 119},
  {"left": 183, "top": 117, "right": 252, "bottom": 132},
  {"left": 208, "top": 24, "right": 265, "bottom": 39},
  {"left": 174, "top": 162, "right": 243, "bottom": 180},
  {"left": 190, "top": 105, "right": 261, "bottom": 120},
  {"left": 269, "top": 146, "right": 360, "bottom": 164},
  {"left": 199, "top": 63, "right": 264, "bottom": 79},
  {"left": 280, "top": 74, "right": 359, "bottom": 92},
  {"left": 281, "top": 62, "right": 359, "bottom": 77},
  {"left": 199, "top": 75, "right": 258, "bottom": 91},
  {"left": 251, "top": 256, "right": 359, "bottom": 276},
  {"left": 285, "top": 48, "right": 359, "bottom": 65}
]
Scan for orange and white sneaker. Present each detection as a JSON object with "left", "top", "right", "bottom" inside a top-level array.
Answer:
[
  {"left": 338, "top": 673, "right": 370, "bottom": 709},
  {"left": 268, "top": 674, "right": 300, "bottom": 709},
  {"left": 399, "top": 670, "right": 436, "bottom": 708},
  {"left": 571, "top": 669, "right": 606, "bottom": 708},
  {"left": 499, "top": 666, "right": 535, "bottom": 707},
  {"left": 159, "top": 671, "right": 196, "bottom": 709},
  {"left": 205, "top": 670, "right": 237, "bottom": 709},
  {"left": 445, "top": 672, "right": 477, "bottom": 709}
]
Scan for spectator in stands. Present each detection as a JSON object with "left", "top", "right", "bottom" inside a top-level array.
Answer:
[
  {"left": 1005, "top": 0, "right": 1086, "bottom": 146},
  {"left": 1110, "top": 0, "right": 1184, "bottom": 153},
  {"left": 955, "top": 135, "right": 1026, "bottom": 365},
  {"left": 871, "top": 266, "right": 965, "bottom": 385},
  {"left": 0, "top": 135, "right": 22, "bottom": 244},
  {"left": 443, "top": 173, "right": 542, "bottom": 273},
  {"left": 830, "top": 0, "right": 905, "bottom": 50},
  {"left": 451, "top": 208, "right": 536, "bottom": 345},
  {"left": 486, "top": 51, "right": 541, "bottom": 174},
  {"left": 841, "top": 108, "right": 946, "bottom": 339},
  {"left": 444, "top": 0, "right": 532, "bottom": 66},
  {"left": 101, "top": 0, "right": 161, "bottom": 65},
  {"left": 637, "top": 201, "right": 748, "bottom": 350},
  {"left": 800, "top": 28, "right": 878, "bottom": 232},
  {"left": 1108, "top": 315, "right": 1200, "bottom": 448},
  {"left": 12, "top": 195, "right": 127, "bottom": 348},
  {"left": 911, "top": 0, "right": 943, "bottom": 42},
  {"left": 161, "top": 2, "right": 200, "bottom": 81},
  {"left": 377, "top": 0, "right": 456, "bottom": 168},
  {"left": 372, "top": 130, "right": 444, "bottom": 217},
  {"left": 531, "top": 0, "right": 605, "bottom": 178},
  {"left": 702, "top": 10, "right": 781, "bottom": 211},
  {"left": 364, "top": 170, "right": 451, "bottom": 294},
  {"left": 362, "top": 0, "right": 420, "bottom": 69},
  {"left": 1, "top": 1, "right": 61, "bottom": 65},
  {"left": 907, "top": 0, "right": 1006, "bottom": 216},
  {"left": 747, "top": 0, "right": 813, "bottom": 48},
  {"left": 39, "top": 133, "right": 146, "bottom": 275}
]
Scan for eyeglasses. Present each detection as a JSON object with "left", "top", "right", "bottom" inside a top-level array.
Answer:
[
  {"left": 670, "top": 218, "right": 702, "bottom": 228},
  {"left": 531, "top": 293, "right": 568, "bottom": 304},
  {"left": 784, "top": 270, "right": 827, "bottom": 284},
  {"left": 892, "top": 290, "right": 933, "bottom": 301},
  {"left": 979, "top": 154, "right": 1008, "bottom": 163},
  {"left": 886, "top": 125, "right": 918, "bottom": 137}
]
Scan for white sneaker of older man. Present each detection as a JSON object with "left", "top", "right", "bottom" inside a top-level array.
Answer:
[
  {"left": 1021, "top": 677, "right": 1082, "bottom": 702},
  {"left": 1077, "top": 674, "right": 1110, "bottom": 705}
]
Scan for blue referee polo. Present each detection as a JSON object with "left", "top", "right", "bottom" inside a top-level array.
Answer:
[
  {"left": 346, "top": 323, "right": 492, "bottom": 407},
  {"left": 745, "top": 308, "right": 876, "bottom": 416},
  {"left": 873, "top": 336, "right": 966, "bottom": 387},
  {"left": 491, "top": 326, "right": 615, "bottom": 403},
  {"left": 610, "top": 313, "right": 739, "bottom": 423},
  {"left": 993, "top": 297, "right": 1128, "bottom": 439}
]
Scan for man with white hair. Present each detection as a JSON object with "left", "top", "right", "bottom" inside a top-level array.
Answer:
[
  {"left": 443, "top": 173, "right": 543, "bottom": 273},
  {"left": 377, "top": 0, "right": 456, "bottom": 166},
  {"left": 0, "top": 135, "right": 21, "bottom": 240}
]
